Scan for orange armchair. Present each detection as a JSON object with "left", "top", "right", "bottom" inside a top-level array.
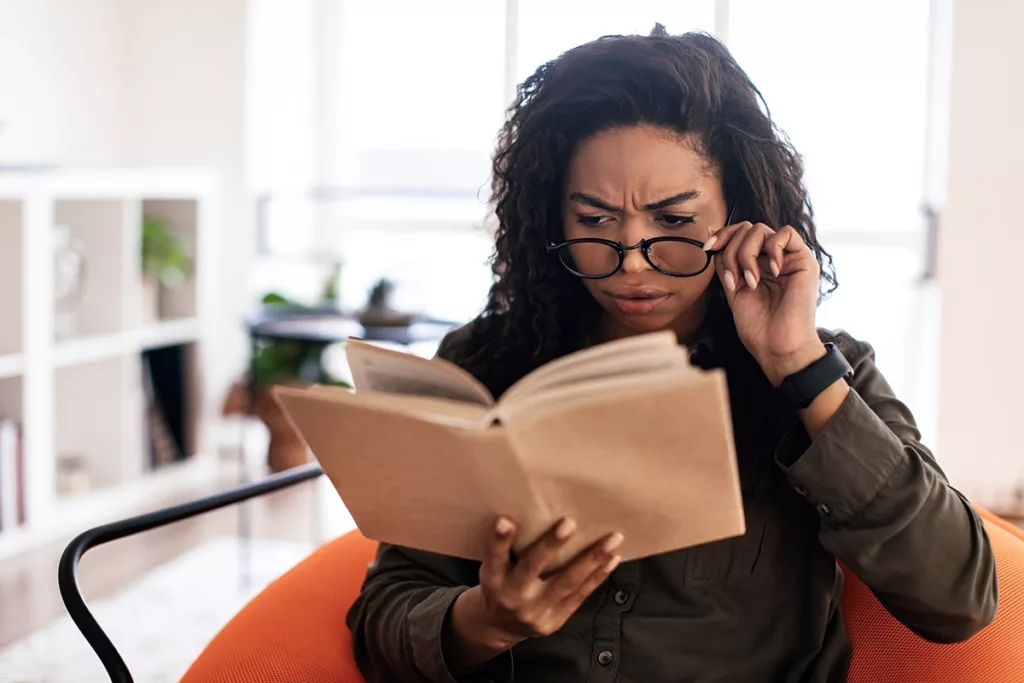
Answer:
[{"left": 180, "top": 507, "right": 1024, "bottom": 683}]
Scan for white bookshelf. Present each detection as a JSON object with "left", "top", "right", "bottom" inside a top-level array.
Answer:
[{"left": 0, "top": 169, "right": 220, "bottom": 561}]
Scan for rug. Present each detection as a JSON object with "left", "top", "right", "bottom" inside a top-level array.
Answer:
[{"left": 0, "top": 537, "right": 314, "bottom": 683}]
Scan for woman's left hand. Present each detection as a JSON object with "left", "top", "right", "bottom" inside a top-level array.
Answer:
[{"left": 705, "top": 221, "right": 825, "bottom": 385}]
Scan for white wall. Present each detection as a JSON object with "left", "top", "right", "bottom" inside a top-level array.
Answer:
[
  {"left": 938, "top": 0, "right": 1024, "bottom": 506},
  {"left": 121, "top": 0, "right": 252, "bottom": 414},
  {"left": 0, "top": 0, "right": 127, "bottom": 166},
  {"left": 0, "top": 0, "right": 251, "bottom": 423}
]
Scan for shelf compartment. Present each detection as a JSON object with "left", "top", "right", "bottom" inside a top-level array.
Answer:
[
  {"left": 0, "top": 376, "right": 25, "bottom": 535},
  {"left": 141, "top": 341, "right": 200, "bottom": 470},
  {"left": 54, "top": 355, "right": 144, "bottom": 496},
  {"left": 141, "top": 199, "right": 198, "bottom": 323},
  {"left": 0, "top": 201, "right": 23, "bottom": 356},
  {"left": 54, "top": 199, "right": 129, "bottom": 342}
]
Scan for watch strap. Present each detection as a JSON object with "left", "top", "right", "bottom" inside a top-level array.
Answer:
[{"left": 776, "top": 342, "right": 853, "bottom": 410}]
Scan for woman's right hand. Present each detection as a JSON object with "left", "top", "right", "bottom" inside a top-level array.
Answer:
[{"left": 444, "top": 516, "right": 624, "bottom": 672}]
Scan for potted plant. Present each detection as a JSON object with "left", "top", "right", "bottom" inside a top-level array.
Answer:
[
  {"left": 222, "top": 264, "right": 351, "bottom": 472},
  {"left": 141, "top": 216, "right": 191, "bottom": 323},
  {"left": 358, "top": 277, "right": 416, "bottom": 327}
]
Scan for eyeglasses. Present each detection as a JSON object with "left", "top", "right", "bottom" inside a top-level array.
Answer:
[{"left": 546, "top": 236, "right": 714, "bottom": 279}]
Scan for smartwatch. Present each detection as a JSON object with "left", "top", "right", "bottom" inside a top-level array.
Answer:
[{"left": 776, "top": 343, "right": 853, "bottom": 410}]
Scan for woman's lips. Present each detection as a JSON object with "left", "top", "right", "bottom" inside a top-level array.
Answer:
[{"left": 606, "top": 287, "right": 671, "bottom": 315}]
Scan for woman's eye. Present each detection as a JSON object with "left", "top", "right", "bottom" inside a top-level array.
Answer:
[
  {"left": 576, "top": 214, "right": 609, "bottom": 226},
  {"left": 659, "top": 214, "right": 696, "bottom": 227}
]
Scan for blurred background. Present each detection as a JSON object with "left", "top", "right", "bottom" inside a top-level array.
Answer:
[{"left": 0, "top": 0, "right": 1021, "bottom": 680}]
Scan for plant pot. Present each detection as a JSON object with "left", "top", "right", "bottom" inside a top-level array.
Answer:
[
  {"left": 142, "top": 276, "right": 160, "bottom": 325},
  {"left": 222, "top": 380, "right": 310, "bottom": 473},
  {"left": 160, "top": 276, "right": 196, "bottom": 320}
]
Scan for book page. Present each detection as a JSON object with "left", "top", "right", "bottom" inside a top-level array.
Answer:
[
  {"left": 273, "top": 388, "right": 543, "bottom": 564},
  {"left": 494, "top": 366, "right": 697, "bottom": 426},
  {"left": 345, "top": 338, "right": 494, "bottom": 406},
  {"left": 281, "top": 385, "right": 491, "bottom": 429},
  {"left": 500, "top": 331, "right": 687, "bottom": 408},
  {"left": 503, "top": 369, "right": 745, "bottom": 572}
]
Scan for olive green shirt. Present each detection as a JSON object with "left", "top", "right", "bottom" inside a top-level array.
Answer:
[{"left": 346, "top": 317, "right": 997, "bottom": 683}]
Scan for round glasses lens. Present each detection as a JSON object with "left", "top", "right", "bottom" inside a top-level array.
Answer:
[
  {"left": 559, "top": 241, "right": 620, "bottom": 277},
  {"left": 647, "top": 240, "right": 709, "bottom": 276}
]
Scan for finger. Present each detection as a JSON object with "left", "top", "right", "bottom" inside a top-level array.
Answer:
[
  {"left": 715, "top": 221, "right": 754, "bottom": 294},
  {"left": 702, "top": 220, "right": 749, "bottom": 253},
  {"left": 511, "top": 517, "right": 577, "bottom": 587},
  {"left": 764, "top": 226, "right": 815, "bottom": 278},
  {"left": 557, "top": 551, "right": 623, "bottom": 614},
  {"left": 736, "top": 223, "right": 775, "bottom": 288},
  {"left": 480, "top": 516, "right": 516, "bottom": 593},
  {"left": 542, "top": 532, "right": 624, "bottom": 603}
]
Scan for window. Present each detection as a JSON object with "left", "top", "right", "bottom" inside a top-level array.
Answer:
[
  {"left": 331, "top": 0, "right": 507, "bottom": 194},
  {"left": 249, "top": 1, "right": 944, "bottom": 444},
  {"left": 516, "top": 1, "right": 717, "bottom": 81},
  {"left": 728, "top": 0, "right": 932, "bottom": 239}
]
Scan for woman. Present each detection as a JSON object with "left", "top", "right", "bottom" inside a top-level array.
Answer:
[{"left": 347, "top": 26, "right": 997, "bottom": 683}]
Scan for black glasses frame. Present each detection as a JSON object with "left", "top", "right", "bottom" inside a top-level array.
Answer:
[
  {"left": 547, "top": 205, "right": 738, "bottom": 280},
  {"left": 546, "top": 236, "right": 714, "bottom": 279}
]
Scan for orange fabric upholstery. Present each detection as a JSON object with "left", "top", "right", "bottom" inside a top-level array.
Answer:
[
  {"left": 844, "top": 507, "right": 1024, "bottom": 682},
  {"left": 179, "top": 530, "right": 376, "bottom": 683},
  {"left": 181, "top": 510, "right": 1024, "bottom": 683}
]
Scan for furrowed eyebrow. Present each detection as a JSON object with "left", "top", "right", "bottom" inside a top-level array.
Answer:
[
  {"left": 643, "top": 190, "right": 700, "bottom": 211},
  {"left": 569, "top": 192, "right": 620, "bottom": 212},
  {"left": 569, "top": 190, "right": 702, "bottom": 212}
]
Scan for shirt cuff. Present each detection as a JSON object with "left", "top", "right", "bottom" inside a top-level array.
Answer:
[
  {"left": 409, "top": 586, "right": 515, "bottom": 683},
  {"left": 774, "top": 388, "right": 907, "bottom": 525}
]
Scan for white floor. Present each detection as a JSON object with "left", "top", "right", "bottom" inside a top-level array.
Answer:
[{"left": 0, "top": 537, "right": 314, "bottom": 683}]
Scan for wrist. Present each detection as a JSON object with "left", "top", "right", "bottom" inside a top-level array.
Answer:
[
  {"left": 760, "top": 342, "right": 827, "bottom": 387},
  {"left": 445, "top": 587, "right": 519, "bottom": 672}
]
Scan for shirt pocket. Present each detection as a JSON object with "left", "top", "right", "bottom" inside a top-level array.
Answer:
[{"left": 684, "top": 499, "right": 797, "bottom": 587}]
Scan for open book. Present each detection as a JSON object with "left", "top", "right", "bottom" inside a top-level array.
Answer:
[{"left": 274, "top": 330, "right": 745, "bottom": 570}]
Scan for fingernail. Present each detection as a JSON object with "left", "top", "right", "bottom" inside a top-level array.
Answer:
[
  {"left": 495, "top": 517, "right": 514, "bottom": 536},
  {"left": 744, "top": 269, "right": 758, "bottom": 289},
  {"left": 722, "top": 270, "right": 736, "bottom": 292},
  {"left": 603, "top": 532, "right": 624, "bottom": 553},
  {"left": 770, "top": 261, "right": 780, "bottom": 277},
  {"left": 702, "top": 235, "right": 718, "bottom": 251},
  {"left": 605, "top": 555, "right": 622, "bottom": 573},
  {"left": 555, "top": 518, "right": 577, "bottom": 540}
]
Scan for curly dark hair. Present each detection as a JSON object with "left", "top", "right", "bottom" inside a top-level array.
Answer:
[{"left": 456, "top": 25, "right": 836, "bottom": 397}]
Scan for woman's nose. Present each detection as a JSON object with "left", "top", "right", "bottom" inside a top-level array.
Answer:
[{"left": 620, "top": 218, "right": 653, "bottom": 274}]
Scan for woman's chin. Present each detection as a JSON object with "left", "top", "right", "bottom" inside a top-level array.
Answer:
[{"left": 607, "top": 309, "right": 680, "bottom": 336}]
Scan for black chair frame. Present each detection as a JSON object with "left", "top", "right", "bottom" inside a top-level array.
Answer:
[{"left": 57, "top": 463, "right": 325, "bottom": 683}]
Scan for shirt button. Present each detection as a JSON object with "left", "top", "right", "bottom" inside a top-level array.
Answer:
[
  {"left": 817, "top": 503, "right": 832, "bottom": 517},
  {"left": 597, "top": 650, "right": 614, "bottom": 666},
  {"left": 794, "top": 485, "right": 809, "bottom": 497},
  {"left": 614, "top": 590, "right": 629, "bottom": 605}
]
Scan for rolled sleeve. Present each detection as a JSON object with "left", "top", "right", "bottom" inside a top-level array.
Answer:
[
  {"left": 409, "top": 586, "right": 514, "bottom": 683},
  {"left": 775, "top": 388, "right": 906, "bottom": 524},
  {"left": 771, "top": 331, "right": 997, "bottom": 643},
  {"left": 348, "top": 544, "right": 515, "bottom": 683}
]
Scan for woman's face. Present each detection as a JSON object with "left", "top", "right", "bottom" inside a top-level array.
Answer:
[{"left": 561, "top": 124, "right": 728, "bottom": 338}]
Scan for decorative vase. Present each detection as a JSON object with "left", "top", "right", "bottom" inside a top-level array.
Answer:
[{"left": 53, "top": 225, "right": 86, "bottom": 340}]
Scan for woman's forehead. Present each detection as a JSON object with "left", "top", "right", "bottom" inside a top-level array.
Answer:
[{"left": 565, "top": 126, "right": 717, "bottom": 201}]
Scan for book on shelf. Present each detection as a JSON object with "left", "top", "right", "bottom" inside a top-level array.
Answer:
[
  {"left": 274, "top": 331, "right": 744, "bottom": 571},
  {"left": 0, "top": 418, "right": 25, "bottom": 531}
]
